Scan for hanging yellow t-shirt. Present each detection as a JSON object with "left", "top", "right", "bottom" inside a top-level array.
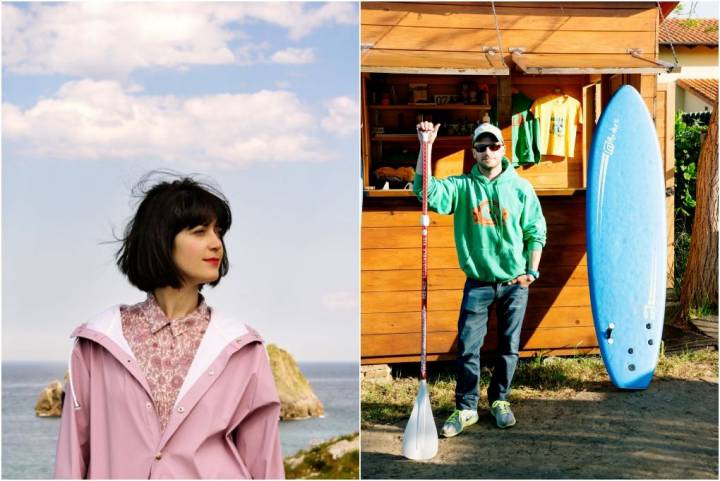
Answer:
[{"left": 530, "top": 94, "right": 583, "bottom": 158}]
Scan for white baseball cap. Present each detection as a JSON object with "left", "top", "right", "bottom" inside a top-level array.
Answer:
[{"left": 472, "top": 123, "right": 504, "bottom": 145}]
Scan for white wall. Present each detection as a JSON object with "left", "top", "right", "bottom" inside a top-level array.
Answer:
[{"left": 658, "top": 45, "right": 718, "bottom": 113}]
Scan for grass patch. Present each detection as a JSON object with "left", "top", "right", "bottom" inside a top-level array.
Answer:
[
  {"left": 362, "top": 349, "right": 718, "bottom": 425},
  {"left": 689, "top": 302, "right": 719, "bottom": 318},
  {"left": 284, "top": 433, "right": 358, "bottom": 479}
]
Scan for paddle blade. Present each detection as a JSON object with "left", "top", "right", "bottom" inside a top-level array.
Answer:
[{"left": 402, "top": 380, "right": 438, "bottom": 460}]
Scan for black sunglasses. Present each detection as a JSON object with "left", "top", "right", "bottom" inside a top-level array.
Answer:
[{"left": 473, "top": 143, "right": 502, "bottom": 153}]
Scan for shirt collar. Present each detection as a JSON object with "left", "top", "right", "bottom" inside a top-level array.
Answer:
[{"left": 143, "top": 293, "right": 210, "bottom": 337}]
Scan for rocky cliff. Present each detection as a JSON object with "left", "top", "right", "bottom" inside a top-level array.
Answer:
[{"left": 267, "top": 344, "right": 325, "bottom": 420}]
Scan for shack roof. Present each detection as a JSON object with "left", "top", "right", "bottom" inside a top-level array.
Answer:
[{"left": 659, "top": 18, "right": 719, "bottom": 46}]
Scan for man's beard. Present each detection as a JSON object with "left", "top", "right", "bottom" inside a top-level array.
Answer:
[{"left": 477, "top": 157, "right": 499, "bottom": 172}]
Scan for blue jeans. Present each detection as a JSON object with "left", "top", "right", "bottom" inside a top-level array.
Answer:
[{"left": 455, "top": 277, "right": 529, "bottom": 410}]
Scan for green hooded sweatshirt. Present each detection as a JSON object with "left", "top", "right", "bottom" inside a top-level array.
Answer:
[{"left": 413, "top": 157, "right": 547, "bottom": 282}]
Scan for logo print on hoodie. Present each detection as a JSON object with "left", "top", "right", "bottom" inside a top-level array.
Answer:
[{"left": 472, "top": 200, "right": 509, "bottom": 226}]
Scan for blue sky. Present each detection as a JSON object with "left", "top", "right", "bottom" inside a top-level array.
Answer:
[
  {"left": 670, "top": 1, "right": 719, "bottom": 18},
  {"left": 2, "top": 2, "right": 359, "bottom": 362}
]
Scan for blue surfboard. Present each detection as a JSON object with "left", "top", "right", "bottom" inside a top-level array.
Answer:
[{"left": 586, "top": 85, "right": 667, "bottom": 390}]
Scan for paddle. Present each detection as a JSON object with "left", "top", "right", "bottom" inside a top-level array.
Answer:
[{"left": 402, "top": 130, "right": 438, "bottom": 461}]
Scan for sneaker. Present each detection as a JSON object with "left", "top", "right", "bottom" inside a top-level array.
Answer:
[
  {"left": 490, "top": 400, "right": 516, "bottom": 428},
  {"left": 441, "top": 409, "right": 479, "bottom": 437}
]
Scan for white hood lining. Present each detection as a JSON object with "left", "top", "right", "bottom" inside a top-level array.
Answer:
[{"left": 68, "top": 304, "right": 249, "bottom": 410}]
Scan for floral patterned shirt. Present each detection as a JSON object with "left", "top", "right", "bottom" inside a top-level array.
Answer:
[{"left": 120, "top": 293, "right": 210, "bottom": 432}]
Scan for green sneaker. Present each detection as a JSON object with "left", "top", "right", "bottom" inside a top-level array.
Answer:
[
  {"left": 441, "top": 409, "right": 479, "bottom": 438},
  {"left": 490, "top": 400, "right": 516, "bottom": 428}
]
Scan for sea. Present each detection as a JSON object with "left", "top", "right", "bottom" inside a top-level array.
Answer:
[{"left": 1, "top": 361, "right": 358, "bottom": 479}]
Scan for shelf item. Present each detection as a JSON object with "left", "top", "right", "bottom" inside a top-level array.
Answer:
[
  {"left": 364, "top": 189, "right": 417, "bottom": 198},
  {"left": 369, "top": 104, "right": 491, "bottom": 111}
]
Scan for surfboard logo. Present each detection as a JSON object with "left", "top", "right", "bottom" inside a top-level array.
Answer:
[{"left": 596, "top": 117, "right": 621, "bottom": 228}]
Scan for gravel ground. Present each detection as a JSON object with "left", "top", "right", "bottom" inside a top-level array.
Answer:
[{"left": 361, "top": 377, "right": 719, "bottom": 479}]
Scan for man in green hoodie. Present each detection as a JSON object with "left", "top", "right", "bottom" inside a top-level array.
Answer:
[{"left": 413, "top": 121, "right": 546, "bottom": 436}]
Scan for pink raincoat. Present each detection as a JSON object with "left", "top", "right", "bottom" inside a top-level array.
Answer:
[{"left": 54, "top": 305, "right": 285, "bottom": 479}]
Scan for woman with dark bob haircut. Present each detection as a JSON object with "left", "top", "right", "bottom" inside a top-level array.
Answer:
[{"left": 55, "top": 173, "right": 285, "bottom": 479}]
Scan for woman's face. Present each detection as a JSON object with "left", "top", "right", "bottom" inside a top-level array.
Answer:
[{"left": 172, "top": 219, "right": 224, "bottom": 287}]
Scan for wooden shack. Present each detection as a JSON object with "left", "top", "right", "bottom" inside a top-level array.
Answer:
[{"left": 361, "top": 1, "right": 679, "bottom": 365}]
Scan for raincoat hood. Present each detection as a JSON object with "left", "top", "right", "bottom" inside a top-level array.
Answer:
[{"left": 66, "top": 305, "right": 250, "bottom": 411}]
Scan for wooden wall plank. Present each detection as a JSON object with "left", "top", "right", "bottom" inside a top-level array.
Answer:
[
  {"left": 517, "top": 54, "right": 669, "bottom": 70},
  {"left": 362, "top": 25, "right": 394, "bottom": 46},
  {"left": 369, "top": 28, "right": 655, "bottom": 55},
  {"left": 362, "top": 326, "right": 598, "bottom": 357},
  {"left": 362, "top": 245, "right": 587, "bottom": 271},
  {"left": 362, "top": 3, "right": 657, "bottom": 31},
  {"left": 362, "top": 222, "right": 585, "bottom": 250},
  {"left": 362, "top": 263, "right": 589, "bottom": 292},
  {"left": 362, "top": 194, "right": 587, "bottom": 225},
  {"left": 362, "top": 285, "right": 591, "bottom": 313},
  {"left": 362, "top": 49, "right": 499, "bottom": 71},
  {"left": 363, "top": 306, "right": 594, "bottom": 334},
  {"left": 363, "top": 346, "right": 600, "bottom": 365}
]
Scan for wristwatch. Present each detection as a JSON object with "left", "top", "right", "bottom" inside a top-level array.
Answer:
[{"left": 526, "top": 269, "right": 540, "bottom": 280}]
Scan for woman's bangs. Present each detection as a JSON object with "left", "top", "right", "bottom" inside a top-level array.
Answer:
[{"left": 176, "top": 190, "right": 231, "bottom": 233}]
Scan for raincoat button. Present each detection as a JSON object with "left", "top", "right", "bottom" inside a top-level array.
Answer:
[
  {"left": 145, "top": 402, "right": 152, "bottom": 409},
  {"left": 177, "top": 406, "right": 185, "bottom": 413},
  {"left": 155, "top": 452, "right": 162, "bottom": 460}
]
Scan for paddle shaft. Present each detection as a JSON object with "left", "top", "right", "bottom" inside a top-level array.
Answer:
[{"left": 420, "top": 137, "right": 429, "bottom": 381}]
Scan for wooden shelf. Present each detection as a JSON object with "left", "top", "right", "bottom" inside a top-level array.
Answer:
[
  {"left": 369, "top": 104, "right": 491, "bottom": 111},
  {"left": 364, "top": 189, "right": 416, "bottom": 197},
  {"left": 372, "top": 134, "right": 473, "bottom": 142}
]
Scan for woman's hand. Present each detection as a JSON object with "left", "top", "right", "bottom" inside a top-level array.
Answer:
[{"left": 417, "top": 121, "right": 441, "bottom": 145}]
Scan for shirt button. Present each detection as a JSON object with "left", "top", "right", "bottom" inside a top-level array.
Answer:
[
  {"left": 155, "top": 452, "right": 162, "bottom": 460},
  {"left": 208, "top": 369, "right": 215, "bottom": 376},
  {"left": 145, "top": 402, "right": 152, "bottom": 409},
  {"left": 177, "top": 406, "right": 185, "bottom": 413}
]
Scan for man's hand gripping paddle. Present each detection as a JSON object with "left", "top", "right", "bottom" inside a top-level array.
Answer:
[{"left": 402, "top": 129, "right": 439, "bottom": 461}]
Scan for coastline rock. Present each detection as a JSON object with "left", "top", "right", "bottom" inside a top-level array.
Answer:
[
  {"left": 284, "top": 433, "right": 359, "bottom": 479},
  {"left": 267, "top": 344, "right": 325, "bottom": 420},
  {"left": 35, "top": 378, "right": 65, "bottom": 417}
]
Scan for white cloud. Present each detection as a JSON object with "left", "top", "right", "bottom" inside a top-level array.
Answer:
[
  {"left": 2, "top": 2, "right": 356, "bottom": 77},
  {"left": 321, "top": 291, "right": 358, "bottom": 311},
  {"left": 234, "top": 42, "right": 272, "bottom": 66},
  {"left": 321, "top": 97, "right": 358, "bottom": 136},
  {"left": 2, "top": 79, "right": 332, "bottom": 167},
  {"left": 271, "top": 48, "right": 316, "bottom": 65}
]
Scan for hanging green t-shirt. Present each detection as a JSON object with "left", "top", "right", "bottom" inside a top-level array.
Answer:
[{"left": 511, "top": 92, "right": 541, "bottom": 166}]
